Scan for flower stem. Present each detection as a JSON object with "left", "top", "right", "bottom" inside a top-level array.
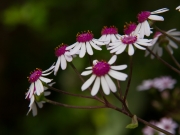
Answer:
[
  {"left": 48, "top": 86, "right": 97, "bottom": 100},
  {"left": 146, "top": 47, "right": 180, "bottom": 74},
  {"left": 164, "top": 46, "right": 180, "bottom": 69},
  {"left": 46, "top": 99, "right": 106, "bottom": 109},
  {"left": 124, "top": 56, "right": 133, "bottom": 101}
]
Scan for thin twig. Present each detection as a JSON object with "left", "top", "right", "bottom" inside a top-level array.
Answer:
[
  {"left": 146, "top": 47, "right": 180, "bottom": 74},
  {"left": 48, "top": 86, "right": 97, "bottom": 100},
  {"left": 46, "top": 99, "right": 106, "bottom": 109},
  {"left": 124, "top": 56, "right": 133, "bottom": 101},
  {"left": 164, "top": 46, "right": 180, "bottom": 69}
]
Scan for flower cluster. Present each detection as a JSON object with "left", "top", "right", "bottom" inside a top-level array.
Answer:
[
  {"left": 142, "top": 117, "right": 178, "bottom": 135},
  {"left": 137, "top": 76, "right": 177, "bottom": 91}
]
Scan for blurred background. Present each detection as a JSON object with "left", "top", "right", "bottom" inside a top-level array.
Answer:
[{"left": 1, "top": 0, "right": 180, "bottom": 135}]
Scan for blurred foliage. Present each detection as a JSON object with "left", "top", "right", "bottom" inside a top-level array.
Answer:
[{"left": 1, "top": 0, "right": 180, "bottom": 135}]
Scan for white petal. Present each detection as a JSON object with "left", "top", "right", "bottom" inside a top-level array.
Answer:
[
  {"left": 104, "top": 74, "right": 117, "bottom": 92},
  {"left": 144, "top": 21, "right": 151, "bottom": 36},
  {"left": 31, "top": 103, "right": 38, "bottom": 116},
  {"left": 81, "top": 70, "right": 93, "bottom": 76},
  {"left": 109, "top": 41, "right": 121, "bottom": 46},
  {"left": 148, "top": 15, "right": 164, "bottom": 21},
  {"left": 42, "top": 63, "right": 55, "bottom": 73},
  {"left": 26, "top": 83, "right": 34, "bottom": 99},
  {"left": 115, "top": 45, "right": 126, "bottom": 54},
  {"left": 86, "top": 67, "right": 92, "bottom": 69},
  {"left": 35, "top": 80, "right": 44, "bottom": 95},
  {"left": 92, "top": 39, "right": 105, "bottom": 45},
  {"left": 151, "top": 8, "right": 169, "bottom": 14},
  {"left": 39, "top": 76, "right": 52, "bottom": 83},
  {"left": 110, "top": 65, "right": 127, "bottom": 70},
  {"left": 54, "top": 57, "right": 61, "bottom": 75},
  {"left": 108, "top": 69, "right": 128, "bottom": 81},
  {"left": 110, "top": 34, "right": 118, "bottom": 42},
  {"left": 37, "top": 102, "right": 43, "bottom": 108},
  {"left": 60, "top": 55, "right": 67, "bottom": 70},
  {"left": 81, "top": 75, "right": 96, "bottom": 91},
  {"left": 79, "top": 42, "right": 86, "bottom": 58},
  {"left": 91, "top": 77, "right": 100, "bottom": 96},
  {"left": 101, "top": 76, "right": 110, "bottom": 95},
  {"left": 134, "top": 23, "right": 141, "bottom": 35},
  {"left": 44, "top": 91, "right": 51, "bottom": 96},
  {"left": 110, "top": 45, "right": 122, "bottom": 53},
  {"left": 168, "top": 40, "right": 178, "bottom": 49},
  {"left": 134, "top": 43, "right": 146, "bottom": 50},
  {"left": 128, "top": 44, "right": 134, "bottom": 56},
  {"left": 29, "top": 95, "right": 35, "bottom": 107},
  {"left": 99, "top": 35, "right": 107, "bottom": 41},
  {"left": 70, "top": 42, "right": 82, "bottom": 55},
  {"left": 90, "top": 40, "right": 102, "bottom": 50},
  {"left": 64, "top": 54, "right": 73, "bottom": 62},
  {"left": 137, "top": 41, "right": 152, "bottom": 46},
  {"left": 86, "top": 42, "right": 93, "bottom": 55},
  {"left": 108, "top": 55, "right": 117, "bottom": 65},
  {"left": 66, "top": 42, "right": 78, "bottom": 50},
  {"left": 107, "top": 44, "right": 120, "bottom": 50}
]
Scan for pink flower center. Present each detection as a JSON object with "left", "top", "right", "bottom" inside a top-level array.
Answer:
[
  {"left": 93, "top": 61, "right": 110, "bottom": 76},
  {"left": 55, "top": 44, "right": 67, "bottom": 57},
  {"left": 122, "top": 35, "right": 137, "bottom": 44},
  {"left": 101, "top": 26, "right": 118, "bottom": 35},
  {"left": 76, "top": 31, "right": 93, "bottom": 42},
  {"left": 137, "top": 11, "right": 151, "bottom": 23},
  {"left": 123, "top": 22, "right": 137, "bottom": 35},
  {"left": 28, "top": 69, "right": 42, "bottom": 83}
]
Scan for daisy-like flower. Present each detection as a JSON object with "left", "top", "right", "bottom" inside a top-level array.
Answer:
[
  {"left": 54, "top": 43, "right": 73, "bottom": 75},
  {"left": 137, "top": 79, "right": 153, "bottom": 91},
  {"left": 156, "top": 117, "right": 178, "bottom": 135},
  {"left": 66, "top": 30, "right": 104, "bottom": 58},
  {"left": 81, "top": 55, "right": 128, "bottom": 96},
  {"left": 123, "top": 22, "right": 137, "bottom": 35},
  {"left": 98, "top": 26, "right": 121, "bottom": 45},
  {"left": 176, "top": 5, "right": 180, "bottom": 11},
  {"left": 108, "top": 34, "right": 152, "bottom": 56},
  {"left": 134, "top": 8, "right": 169, "bottom": 38},
  {"left": 25, "top": 65, "right": 54, "bottom": 99},
  {"left": 142, "top": 121, "right": 157, "bottom": 135},
  {"left": 153, "top": 76, "right": 176, "bottom": 91},
  {"left": 27, "top": 82, "right": 55, "bottom": 116},
  {"left": 145, "top": 29, "right": 180, "bottom": 58}
]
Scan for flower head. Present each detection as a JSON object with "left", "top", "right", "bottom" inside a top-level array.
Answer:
[
  {"left": 134, "top": 8, "right": 169, "bottom": 38},
  {"left": 66, "top": 30, "right": 104, "bottom": 58},
  {"left": 156, "top": 118, "right": 178, "bottom": 135},
  {"left": 176, "top": 5, "right": 180, "bottom": 11},
  {"left": 27, "top": 82, "right": 55, "bottom": 116},
  {"left": 81, "top": 55, "right": 128, "bottom": 96},
  {"left": 145, "top": 29, "right": 180, "bottom": 58},
  {"left": 54, "top": 43, "right": 73, "bottom": 75},
  {"left": 108, "top": 34, "right": 152, "bottom": 56},
  {"left": 123, "top": 22, "right": 137, "bottom": 35},
  {"left": 25, "top": 64, "right": 54, "bottom": 99},
  {"left": 98, "top": 26, "right": 121, "bottom": 45},
  {"left": 137, "top": 79, "right": 154, "bottom": 91},
  {"left": 153, "top": 76, "right": 176, "bottom": 91}
]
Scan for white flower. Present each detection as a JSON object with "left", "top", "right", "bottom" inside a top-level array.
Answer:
[
  {"left": 27, "top": 82, "right": 55, "bottom": 116},
  {"left": 134, "top": 8, "right": 169, "bottom": 38},
  {"left": 156, "top": 118, "right": 178, "bottom": 135},
  {"left": 176, "top": 5, "right": 180, "bottom": 11},
  {"left": 25, "top": 64, "right": 54, "bottom": 99},
  {"left": 98, "top": 26, "right": 121, "bottom": 45},
  {"left": 137, "top": 79, "right": 153, "bottom": 91},
  {"left": 81, "top": 55, "right": 128, "bottom": 96},
  {"left": 66, "top": 31, "right": 104, "bottom": 58},
  {"left": 142, "top": 121, "right": 157, "bottom": 135},
  {"left": 108, "top": 34, "right": 152, "bottom": 56},
  {"left": 54, "top": 44, "right": 73, "bottom": 75},
  {"left": 145, "top": 29, "right": 180, "bottom": 58},
  {"left": 153, "top": 76, "right": 176, "bottom": 91}
]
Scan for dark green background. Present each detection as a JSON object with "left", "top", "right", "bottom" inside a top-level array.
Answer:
[{"left": 1, "top": 0, "right": 180, "bottom": 135}]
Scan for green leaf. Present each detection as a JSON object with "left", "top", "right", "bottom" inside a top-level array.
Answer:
[{"left": 126, "top": 115, "right": 138, "bottom": 129}]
